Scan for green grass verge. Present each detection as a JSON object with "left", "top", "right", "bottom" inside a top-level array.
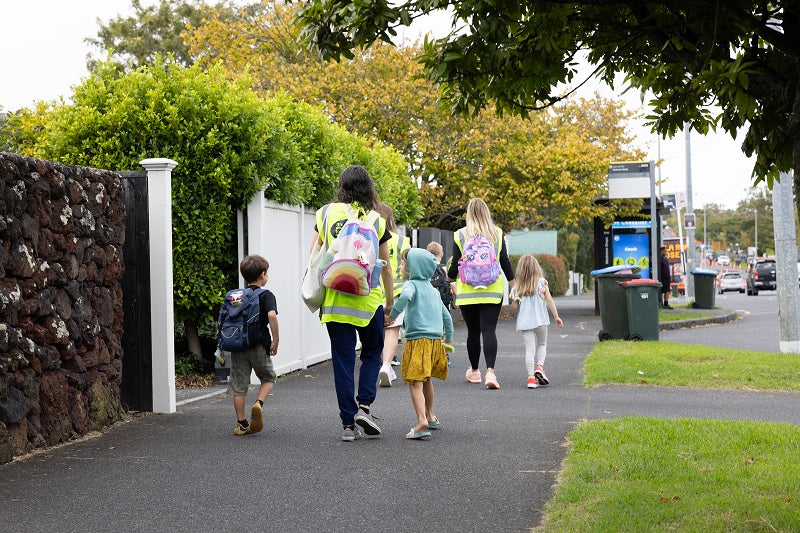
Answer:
[
  {"left": 584, "top": 340, "right": 800, "bottom": 391},
  {"left": 540, "top": 417, "right": 800, "bottom": 532},
  {"left": 658, "top": 310, "right": 711, "bottom": 322}
]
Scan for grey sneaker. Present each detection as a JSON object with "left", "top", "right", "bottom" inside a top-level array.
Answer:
[
  {"left": 354, "top": 408, "right": 381, "bottom": 436},
  {"left": 342, "top": 425, "right": 362, "bottom": 442}
]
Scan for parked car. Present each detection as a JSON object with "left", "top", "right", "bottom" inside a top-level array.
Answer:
[
  {"left": 671, "top": 273, "right": 685, "bottom": 295},
  {"left": 717, "top": 254, "right": 730, "bottom": 266},
  {"left": 747, "top": 259, "right": 777, "bottom": 295},
  {"left": 718, "top": 271, "right": 746, "bottom": 294}
]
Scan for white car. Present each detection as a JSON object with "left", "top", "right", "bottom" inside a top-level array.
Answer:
[
  {"left": 718, "top": 271, "right": 746, "bottom": 294},
  {"left": 717, "top": 255, "right": 730, "bottom": 266}
]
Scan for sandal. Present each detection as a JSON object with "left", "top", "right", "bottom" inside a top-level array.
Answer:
[
  {"left": 427, "top": 417, "right": 441, "bottom": 430},
  {"left": 405, "top": 428, "right": 432, "bottom": 440}
]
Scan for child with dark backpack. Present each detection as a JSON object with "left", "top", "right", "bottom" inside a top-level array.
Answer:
[
  {"left": 427, "top": 242, "right": 453, "bottom": 310},
  {"left": 217, "top": 255, "right": 279, "bottom": 436}
]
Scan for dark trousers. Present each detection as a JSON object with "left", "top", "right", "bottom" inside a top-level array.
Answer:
[
  {"left": 460, "top": 303, "right": 501, "bottom": 369},
  {"left": 326, "top": 307, "right": 384, "bottom": 426}
]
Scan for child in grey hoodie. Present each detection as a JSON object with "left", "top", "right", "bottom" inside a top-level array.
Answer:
[{"left": 390, "top": 248, "right": 454, "bottom": 440}]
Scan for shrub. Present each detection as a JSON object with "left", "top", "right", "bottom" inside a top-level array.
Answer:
[{"left": 509, "top": 253, "right": 568, "bottom": 296}]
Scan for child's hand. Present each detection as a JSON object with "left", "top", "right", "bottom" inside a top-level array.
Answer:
[
  {"left": 384, "top": 314, "right": 395, "bottom": 327},
  {"left": 270, "top": 340, "right": 279, "bottom": 355},
  {"left": 555, "top": 317, "right": 564, "bottom": 328}
]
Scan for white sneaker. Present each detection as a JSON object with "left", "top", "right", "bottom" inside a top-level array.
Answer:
[
  {"left": 378, "top": 364, "right": 393, "bottom": 387},
  {"left": 389, "top": 366, "right": 397, "bottom": 382}
]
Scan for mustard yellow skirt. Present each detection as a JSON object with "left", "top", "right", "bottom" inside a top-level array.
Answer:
[{"left": 401, "top": 338, "right": 449, "bottom": 384}]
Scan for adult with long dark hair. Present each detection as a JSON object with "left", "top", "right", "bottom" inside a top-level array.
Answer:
[
  {"left": 309, "top": 166, "right": 394, "bottom": 441},
  {"left": 447, "top": 198, "right": 514, "bottom": 389}
]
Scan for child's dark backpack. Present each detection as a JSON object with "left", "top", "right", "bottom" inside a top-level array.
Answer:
[
  {"left": 217, "top": 287, "right": 265, "bottom": 352},
  {"left": 430, "top": 264, "right": 453, "bottom": 308}
]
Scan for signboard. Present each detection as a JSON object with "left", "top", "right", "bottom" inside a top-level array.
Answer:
[
  {"left": 611, "top": 220, "right": 651, "bottom": 229},
  {"left": 676, "top": 191, "right": 687, "bottom": 209},
  {"left": 684, "top": 213, "right": 696, "bottom": 229},
  {"left": 662, "top": 238, "right": 685, "bottom": 264},
  {"left": 612, "top": 232, "right": 651, "bottom": 278},
  {"left": 661, "top": 193, "right": 676, "bottom": 210},
  {"left": 608, "top": 161, "right": 652, "bottom": 199}
]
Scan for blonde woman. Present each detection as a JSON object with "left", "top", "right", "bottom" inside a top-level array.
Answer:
[
  {"left": 509, "top": 255, "right": 563, "bottom": 388},
  {"left": 446, "top": 198, "right": 515, "bottom": 389}
]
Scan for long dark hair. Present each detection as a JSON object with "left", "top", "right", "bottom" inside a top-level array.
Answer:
[{"left": 336, "top": 165, "right": 379, "bottom": 211}]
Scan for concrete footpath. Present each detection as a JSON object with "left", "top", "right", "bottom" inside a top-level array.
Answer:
[{"left": 2, "top": 294, "right": 800, "bottom": 532}]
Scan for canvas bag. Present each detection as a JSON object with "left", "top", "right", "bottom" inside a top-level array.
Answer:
[
  {"left": 301, "top": 206, "right": 332, "bottom": 312},
  {"left": 322, "top": 204, "right": 382, "bottom": 296},
  {"left": 217, "top": 287, "right": 266, "bottom": 352},
  {"left": 458, "top": 231, "right": 501, "bottom": 289}
]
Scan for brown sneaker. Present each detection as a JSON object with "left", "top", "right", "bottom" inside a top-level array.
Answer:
[{"left": 249, "top": 401, "right": 264, "bottom": 433}]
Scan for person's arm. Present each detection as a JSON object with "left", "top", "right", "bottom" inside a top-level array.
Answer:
[
  {"left": 543, "top": 285, "right": 563, "bottom": 328},
  {"left": 509, "top": 287, "right": 520, "bottom": 311},
  {"left": 267, "top": 310, "right": 280, "bottom": 354},
  {"left": 310, "top": 230, "right": 323, "bottom": 252},
  {"left": 447, "top": 245, "right": 462, "bottom": 281},
  {"left": 379, "top": 240, "right": 394, "bottom": 315},
  {"left": 390, "top": 283, "right": 413, "bottom": 319},
  {"left": 498, "top": 237, "right": 514, "bottom": 285}
]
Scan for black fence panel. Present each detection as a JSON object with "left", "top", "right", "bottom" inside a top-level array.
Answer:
[{"left": 120, "top": 171, "right": 153, "bottom": 411}]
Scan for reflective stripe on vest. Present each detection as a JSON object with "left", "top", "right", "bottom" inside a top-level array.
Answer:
[
  {"left": 453, "top": 226, "right": 505, "bottom": 305},
  {"left": 316, "top": 203, "right": 385, "bottom": 326}
]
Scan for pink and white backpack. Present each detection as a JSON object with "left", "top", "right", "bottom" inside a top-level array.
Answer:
[{"left": 458, "top": 231, "right": 501, "bottom": 289}]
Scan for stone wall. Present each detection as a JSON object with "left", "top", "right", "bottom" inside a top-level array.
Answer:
[{"left": 0, "top": 153, "right": 125, "bottom": 463}]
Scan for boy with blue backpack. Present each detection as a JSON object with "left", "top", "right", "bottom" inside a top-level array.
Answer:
[{"left": 217, "top": 254, "right": 279, "bottom": 436}]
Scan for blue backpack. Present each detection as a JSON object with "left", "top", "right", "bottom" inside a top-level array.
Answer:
[{"left": 216, "top": 287, "right": 266, "bottom": 352}]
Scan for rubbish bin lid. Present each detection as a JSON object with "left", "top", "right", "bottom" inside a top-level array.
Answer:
[
  {"left": 690, "top": 269, "right": 717, "bottom": 276},
  {"left": 591, "top": 264, "right": 642, "bottom": 277},
  {"left": 621, "top": 278, "right": 662, "bottom": 287}
]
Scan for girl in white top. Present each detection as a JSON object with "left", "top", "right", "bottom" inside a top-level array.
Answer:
[{"left": 509, "top": 255, "right": 563, "bottom": 388}]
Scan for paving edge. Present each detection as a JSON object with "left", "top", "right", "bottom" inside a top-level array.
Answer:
[{"left": 659, "top": 311, "right": 740, "bottom": 331}]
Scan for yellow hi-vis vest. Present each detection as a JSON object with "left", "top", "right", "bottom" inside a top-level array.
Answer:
[
  {"left": 453, "top": 226, "right": 506, "bottom": 306},
  {"left": 387, "top": 232, "right": 411, "bottom": 299},
  {"left": 316, "top": 202, "right": 387, "bottom": 327}
]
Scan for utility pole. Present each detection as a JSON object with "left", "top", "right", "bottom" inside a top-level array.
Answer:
[
  {"left": 772, "top": 171, "right": 800, "bottom": 353},
  {"left": 684, "top": 126, "right": 695, "bottom": 299}
]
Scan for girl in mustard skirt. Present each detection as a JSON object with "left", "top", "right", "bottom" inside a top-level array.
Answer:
[{"left": 389, "top": 248, "right": 454, "bottom": 439}]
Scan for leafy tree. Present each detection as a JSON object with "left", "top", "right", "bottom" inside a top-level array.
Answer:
[
  {"left": 4, "top": 58, "right": 419, "bottom": 356},
  {"left": 86, "top": 0, "right": 239, "bottom": 70},
  {"left": 296, "top": 1, "right": 800, "bottom": 209},
  {"left": 186, "top": 1, "right": 643, "bottom": 230}
]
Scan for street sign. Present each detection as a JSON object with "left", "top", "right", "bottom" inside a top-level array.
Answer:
[
  {"left": 661, "top": 193, "right": 676, "bottom": 210},
  {"left": 607, "top": 161, "right": 652, "bottom": 199},
  {"left": 676, "top": 191, "right": 687, "bottom": 209},
  {"left": 684, "top": 213, "right": 696, "bottom": 229}
]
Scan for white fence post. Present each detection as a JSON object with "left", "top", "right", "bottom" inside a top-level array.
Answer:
[{"left": 140, "top": 158, "right": 177, "bottom": 414}]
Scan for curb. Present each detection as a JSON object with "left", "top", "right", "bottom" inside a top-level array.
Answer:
[{"left": 659, "top": 311, "right": 740, "bottom": 330}]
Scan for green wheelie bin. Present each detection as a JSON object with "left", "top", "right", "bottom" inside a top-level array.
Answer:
[
  {"left": 622, "top": 278, "right": 662, "bottom": 341},
  {"left": 591, "top": 265, "right": 641, "bottom": 341},
  {"left": 691, "top": 269, "right": 717, "bottom": 309}
]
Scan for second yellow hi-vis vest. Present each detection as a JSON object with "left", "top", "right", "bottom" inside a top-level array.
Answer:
[
  {"left": 316, "top": 203, "right": 387, "bottom": 327},
  {"left": 387, "top": 232, "right": 410, "bottom": 299},
  {"left": 454, "top": 226, "right": 505, "bottom": 306}
]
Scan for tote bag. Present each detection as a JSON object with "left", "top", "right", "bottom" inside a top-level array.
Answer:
[{"left": 301, "top": 238, "right": 328, "bottom": 312}]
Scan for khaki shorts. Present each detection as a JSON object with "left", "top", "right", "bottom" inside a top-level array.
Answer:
[{"left": 228, "top": 344, "right": 276, "bottom": 396}]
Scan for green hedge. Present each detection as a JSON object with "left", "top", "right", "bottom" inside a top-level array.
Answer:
[{"left": 509, "top": 253, "right": 568, "bottom": 296}]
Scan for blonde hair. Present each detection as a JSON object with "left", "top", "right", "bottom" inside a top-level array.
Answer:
[
  {"left": 426, "top": 241, "right": 443, "bottom": 257},
  {"left": 515, "top": 255, "right": 544, "bottom": 297},
  {"left": 376, "top": 203, "right": 397, "bottom": 233},
  {"left": 465, "top": 198, "right": 498, "bottom": 243}
]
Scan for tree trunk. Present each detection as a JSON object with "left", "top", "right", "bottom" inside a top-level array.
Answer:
[{"left": 184, "top": 319, "right": 202, "bottom": 360}]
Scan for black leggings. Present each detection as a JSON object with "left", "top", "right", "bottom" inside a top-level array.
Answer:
[{"left": 460, "top": 303, "right": 501, "bottom": 370}]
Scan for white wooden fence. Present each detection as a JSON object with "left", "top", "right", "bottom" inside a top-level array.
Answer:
[{"left": 238, "top": 195, "right": 331, "bottom": 380}]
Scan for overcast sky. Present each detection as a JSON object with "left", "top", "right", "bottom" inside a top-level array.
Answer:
[{"left": 1, "top": 1, "right": 759, "bottom": 209}]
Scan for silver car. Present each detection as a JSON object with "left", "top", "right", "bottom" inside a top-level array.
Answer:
[{"left": 718, "top": 271, "right": 746, "bottom": 294}]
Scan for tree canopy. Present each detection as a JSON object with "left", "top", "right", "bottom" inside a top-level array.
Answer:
[
  {"left": 296, "top": 1, "right": 800, "bottom": 191},
  {"left": 185, "top": 1, "right": 644, "bottom": 229}
]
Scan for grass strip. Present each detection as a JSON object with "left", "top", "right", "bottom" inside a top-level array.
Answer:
[
  {"left": 584, "top": 340, "right": 800, "bottom": 391},
  {"left": 540, "top": 417, "right": 800, "bottom": 532},
  {"left": 658, "top": 310, "right": 711, "bottom": 322}
]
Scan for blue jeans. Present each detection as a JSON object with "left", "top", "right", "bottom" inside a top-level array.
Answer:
[
  {"left": 326, "top": 307, "right": 385, "bottom": 426},
  {"left": 325, "top": 306, "right": 384, "bottom": 426}
]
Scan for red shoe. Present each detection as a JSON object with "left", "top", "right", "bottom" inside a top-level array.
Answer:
[
  {"left": 527, "top": 376, "right": 539, "bottom": 389},
  {"left": 485, "top": 372, "right": 500, "bottom": 389},
  {"left": 534, "top": 366, "right": 549, "bottom": 385}
]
